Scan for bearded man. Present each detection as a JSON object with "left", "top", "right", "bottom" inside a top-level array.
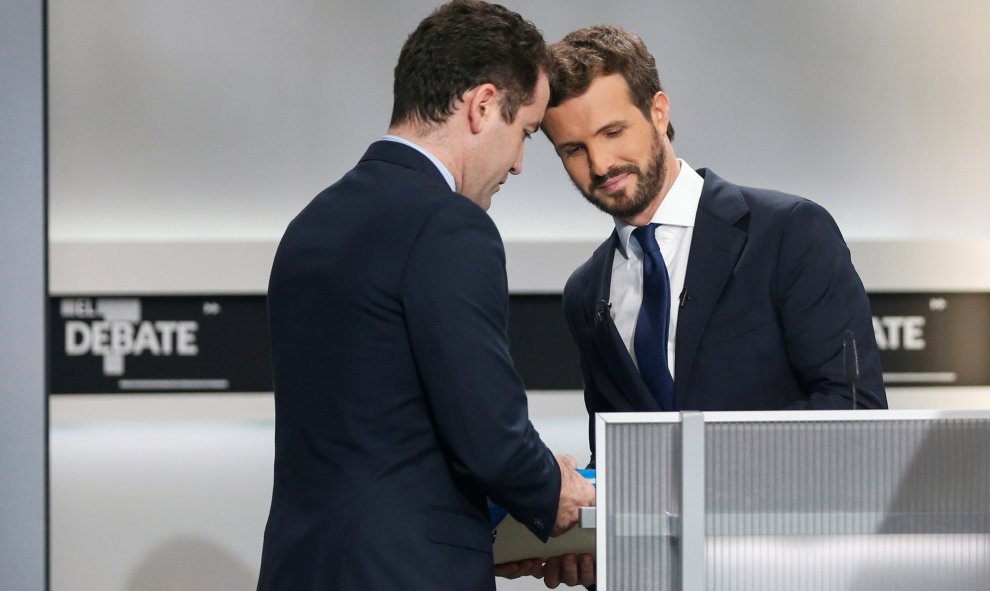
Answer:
[{"left": 528, "top": 26, "right": 887, "bottom": 586}]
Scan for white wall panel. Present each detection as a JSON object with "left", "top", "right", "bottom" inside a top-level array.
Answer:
[{"left": 48, "top": 0, "right": 990, "bottom": 244}]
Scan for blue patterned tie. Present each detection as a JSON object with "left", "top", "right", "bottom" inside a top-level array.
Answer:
[{"left": 632, "top": 224, "right": 675, "bottom": 410}]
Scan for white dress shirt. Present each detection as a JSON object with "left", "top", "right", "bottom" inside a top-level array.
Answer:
[{"left": 610, "top": 160, "right": 703, "bottom": 377}]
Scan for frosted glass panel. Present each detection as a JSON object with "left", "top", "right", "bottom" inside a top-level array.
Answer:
[
  {"left": 598, "top": 411, "right": 990, "bottom": 591},
  {"left": 604, "top": 421, "right": 681, "bottom": 591},
  {"left": 705, "top": 416, "right": 990, "bottom": 591}
]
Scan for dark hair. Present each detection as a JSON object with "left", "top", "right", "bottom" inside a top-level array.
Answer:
[
  {"left": 547, "top": 24, "right": 674, "bottom": 141},
  {"left": 390, "top": 0, "right": 550, "bottom": 127}
]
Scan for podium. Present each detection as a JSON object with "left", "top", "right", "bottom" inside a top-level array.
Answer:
[{"left": 593, "top": 410, "right": 990, "bottom": 590}]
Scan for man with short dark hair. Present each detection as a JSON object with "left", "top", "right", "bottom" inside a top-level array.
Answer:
[
  {"left": 528, "top": 24, "right": 887, "bottom": 588},
  {"left": 256, "top": 3, "right": 594, "bottom": 590}
]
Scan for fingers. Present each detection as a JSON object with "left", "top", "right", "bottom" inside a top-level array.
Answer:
[
  {"left": 577, "top": 553, "right": 596, "bottom": 586},
  {"left": 494, "top": 558, "right": 543, "bottom": 579},
  {"left": 559, "top": 554, "right": 579, "bottom": 586},
  {"left": 494, "top": 562, "right": 521, "bottom": 579},
  {"left": 523, "top": 559, "right": 545, "bottom": 579},
  {"left": 542, "top": 554, "right": 597, "bottom": 588},
  {"left": 542, "top": 556, "right": 562, "bottom": 589}
]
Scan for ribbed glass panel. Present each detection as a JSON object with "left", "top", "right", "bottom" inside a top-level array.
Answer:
[
  {"left": 705, "top": 418, "right": 990, "bottom": 591},
  {"left": 605, "top": 422, "right": 681, "bottom": 591}
]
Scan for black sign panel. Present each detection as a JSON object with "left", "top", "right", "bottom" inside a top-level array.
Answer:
[
  {"left": 868, "top": 293, "right": 990, "bottom": 387},
  {"left": 50, "top": 296, "right": 273, "bottom": 394},
  {"left": 49, "top": 293, "right": 990, "bottom": 394}
]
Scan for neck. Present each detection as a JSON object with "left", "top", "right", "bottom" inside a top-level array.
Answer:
[{"left": 387, "top": 121, "right": 465, "bottom": 191}]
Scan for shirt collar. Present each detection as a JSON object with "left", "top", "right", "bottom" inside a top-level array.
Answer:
[
  {"left": 615, "top": 159, "right": 703, "bottom": 258},
  {"left": 381, "top": 134, "right": 456, "bottom": 191}
]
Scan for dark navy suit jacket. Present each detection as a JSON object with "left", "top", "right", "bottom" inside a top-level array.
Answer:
[
  {"left": 563, "top": 169, "right": 887, "bottom": 464},
  {"left": 257, "top": 141, "right": 560, "bottom": 590}
]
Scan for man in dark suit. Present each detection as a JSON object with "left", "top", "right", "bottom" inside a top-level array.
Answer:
[
  {"left": 256, "top": 3, "right": 595, "bottom": 590},
  {"left": 530, "top": 24, "right": 887, "bottom": 588}
]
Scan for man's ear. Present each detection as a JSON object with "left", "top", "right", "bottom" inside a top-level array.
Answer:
[
  {"left": 650, "top": 91, "right": 670, "bottom": 131},
  {"left": 466, "top": 83, "right": 499, "bottom": 134}
]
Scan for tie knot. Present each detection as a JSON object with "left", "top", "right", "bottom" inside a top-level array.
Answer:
[{"left": 632, "top": 223, "right": 661, "bottom": 255}]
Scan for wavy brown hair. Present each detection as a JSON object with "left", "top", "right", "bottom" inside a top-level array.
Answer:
[{"left": 547, "top": 24, "right": 674, "bottom": 141}]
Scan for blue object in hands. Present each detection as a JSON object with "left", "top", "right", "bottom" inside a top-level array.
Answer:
[{"left": 488, "top": 469, "right": 596, "bottom": 529}]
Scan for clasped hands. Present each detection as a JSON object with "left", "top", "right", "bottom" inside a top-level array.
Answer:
[
  {"left": 495, "top": 454, "right": 596, "bottom": 588},
  {"left": 495, "top": 554, "right": 596, "bottom": 588}
]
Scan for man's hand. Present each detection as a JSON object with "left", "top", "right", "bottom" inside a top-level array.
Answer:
[
  {"left": 542, "top": 554, "right": 596, "bottom": 588},
  {"left": 495, "top": 554, "right": 596, "bottom": 588},
  {"left": 494, "top": 558, "right": 544, "bottom": 580},
  {"left": 552, "top": 455, "right": 595, "bottom": 536}
]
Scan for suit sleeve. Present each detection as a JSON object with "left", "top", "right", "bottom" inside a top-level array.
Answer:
[
  {"left": 401, "top": 198, "right": 561, "bottom": 541},
  {"left": 774, "top": 199, "right": 886, "bottom": 409}
]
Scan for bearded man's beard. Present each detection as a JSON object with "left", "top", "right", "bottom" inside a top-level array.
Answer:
[{"left": 578, "top": 130, "right": 666, "bottom": 219}]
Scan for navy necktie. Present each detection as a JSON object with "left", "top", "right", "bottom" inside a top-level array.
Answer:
[{"left": 632, "top": 224, "right": 675, "bottom": 411}]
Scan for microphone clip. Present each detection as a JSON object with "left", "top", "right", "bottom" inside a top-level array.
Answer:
[{"left": 595, "top": 300, "right": 611, "bottom": 322}]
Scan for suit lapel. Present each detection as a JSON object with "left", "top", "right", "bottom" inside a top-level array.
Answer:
[
  {"left": 674, "top": 169, "right": 749, "bottom": 408},
  {"left": 588, "top": 233, "right": 662, "bottom": 412}
]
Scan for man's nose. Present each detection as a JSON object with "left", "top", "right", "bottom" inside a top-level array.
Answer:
[
  {"left": 587, "top": 144, "right": 613, "bottom": 178},
  {"left": 510, "top": 144, "right": 525, "bottom": 176}
]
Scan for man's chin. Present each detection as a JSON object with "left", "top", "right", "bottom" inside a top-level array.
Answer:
[{"left": 584, "top": 192, "right": 649, "bottom": 219}]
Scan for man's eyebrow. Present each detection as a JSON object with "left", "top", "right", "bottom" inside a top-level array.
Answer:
[
  {"left": 553, "top": 139, "right": 584, "bottom": 153},
  {"left": 552, "top": 119, "right": 629, "bottom": 148},
  {"left": 595, "top": 119, "right": 628, "bottom": 133}
]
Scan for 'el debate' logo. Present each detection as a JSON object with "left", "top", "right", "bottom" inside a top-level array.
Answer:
[{"left": 61, "top": 298, "right": 199, "bottom": 376}]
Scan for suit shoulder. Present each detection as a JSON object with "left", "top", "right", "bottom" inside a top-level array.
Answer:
[
  {"left": 699, "top": 169, "right": 807, "bottom": 210},
  {"left": 760, "top": 195, "right": 844, "bottom": 246},
  {"left": 415, "top": 192, "right": 502, "bottom": 252},
  {"left": 706, "top": 182, "right": 834, "bottom": 240},
  {"left": 696, "top": 171, "right": 845, "bottom": 247},
  {"left": 736, "top": 182, "right": 804, "bottom": 208},
  {"left": 739, "top": 190, "right": 846, "bottom": 257},
  {"left": 734, "top": 183, "right": 832, "bottom": 220},
  {"left": 403, "top": 191, "right": 504, "bottom": 275}
]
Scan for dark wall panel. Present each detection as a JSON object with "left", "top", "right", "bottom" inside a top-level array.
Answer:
[{"left": 49, "top": 293, "right": 990, "bottom": 394}]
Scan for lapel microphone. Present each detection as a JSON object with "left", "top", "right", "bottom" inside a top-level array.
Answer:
[
  {"left": 595, "top": 300, "right": 611, "bottom": 322},
  {"left": 842, "top": 329, "right": 860, "bottom": 410}
]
